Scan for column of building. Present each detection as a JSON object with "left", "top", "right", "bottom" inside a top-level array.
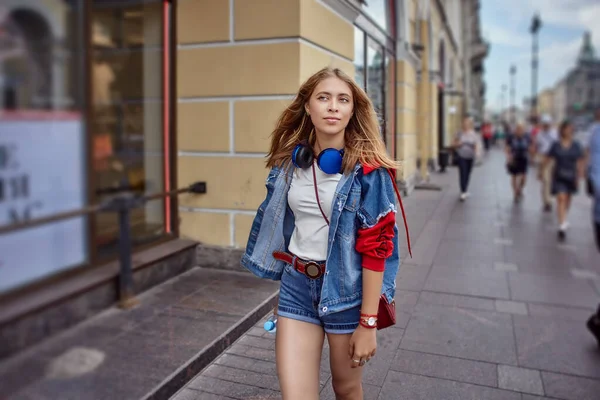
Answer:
[{"left": 176, "top": 0, "right": 353, "bottom": 249}]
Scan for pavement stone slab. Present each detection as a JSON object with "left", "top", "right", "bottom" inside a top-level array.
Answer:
[
  {"left": 497, "top": 364, "right": 544, "bottom": 396},
  {"left": 361, "top": 328, "right": 405, "bottom": 387},
  {"left": 433, "top": 240, "right": 505, "bottom": 265},
  {"left": 417, "top": 291, "right": 496, "bottom": 311},
  {"left": 542, "top": 371, "right": 600, "bottom": 400},
  {"left": 509, "top": 272, "right": 599, "bottom": 309},
  {"left": 495, "top": 300, "right": 529, "bottom": 315},
  {"left": 203, "top": 364, "right": 280, "bottom": 391},
  {"left": 397, "top": 264, "right": 431, "bottom": 291},
  {"left": 520, "top": 396, "right": 554, "bottom": 400},
  {"left": 319, "top": 380, "right": 381, "bottom": 400},
  {"left": 513, "top": 315, "right": 600, "bottom": 379},
  {"left": 379, "top": 371, "right": 521, "bottom": 400},
  {"left": 424, "top": 265, "right": 510, "bottom": 299},
  {"left": 494, "top": 262, "right": 519, "bottom": 272},
  {"left": 391, "top": 349, "right": 498, "bottom": 387},
  {"left": 187, "top": 376, "right": 280, "bottom": 399},
  {"left": 400, "top": 303, "right": 518, "bottom": 365},
  {"left": 172, "top": 388, "right": 237, "bottom": 400},
  {"left": 214, "top": 353, "right": 277, "bottom": 376},
  {"left": 526, "top": 303, "right": 595, "bottom": 322}
]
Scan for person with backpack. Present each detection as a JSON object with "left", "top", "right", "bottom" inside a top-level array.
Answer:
[{"left": 506, "top": 122, "right": 534, "bottom": 203}]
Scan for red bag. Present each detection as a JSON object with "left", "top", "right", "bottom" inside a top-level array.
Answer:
[{"left": 377, "top": 294, "right": 396, "bottom": 330}]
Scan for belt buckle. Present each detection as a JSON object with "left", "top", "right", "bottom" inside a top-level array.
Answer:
[{"left": 304, "top": 261, "right": 322, "bottom": 279}]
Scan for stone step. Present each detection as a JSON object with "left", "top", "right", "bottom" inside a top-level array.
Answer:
[{"left": 0, "top": 267, "right": 279, "bottom": 400}]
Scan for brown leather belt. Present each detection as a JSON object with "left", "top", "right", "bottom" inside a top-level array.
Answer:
[{"left": 273, "top": 251, "right": 326, "bottom": 279}]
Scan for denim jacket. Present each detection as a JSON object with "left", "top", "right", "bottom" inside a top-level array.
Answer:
[{"left": 241, "top": 162, "right": 401, "bottom": 317}]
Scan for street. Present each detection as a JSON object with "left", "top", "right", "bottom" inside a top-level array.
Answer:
[{"left": 173, "top": 149, "right": 600, "bottom": 400}]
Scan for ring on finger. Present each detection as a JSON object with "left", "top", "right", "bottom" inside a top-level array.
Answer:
[
  {"left": 359, "top": 359, "right": 366, "bottom": 366},
  {"left": 352, "top": 359, "right": 360, "bottom": 364}
]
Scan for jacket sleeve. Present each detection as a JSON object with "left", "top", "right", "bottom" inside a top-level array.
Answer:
[{"left": 355, "top": 167, "right": 397, "bottom": 272}]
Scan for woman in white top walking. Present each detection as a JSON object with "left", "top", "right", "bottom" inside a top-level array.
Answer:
[
  {"left": 242, "top": 67, "right": 409, "bottom": 400},
  {"left": 452, "top": 117, "right": 479, "bottom": 201}
]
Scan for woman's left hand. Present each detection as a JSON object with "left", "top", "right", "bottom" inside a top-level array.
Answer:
[{"left": 348, "top": 325, "right": 377, "bottom": 368}]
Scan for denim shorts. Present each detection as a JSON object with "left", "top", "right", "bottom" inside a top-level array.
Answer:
[{"left": 277, "top": 263, "right": 360, "bottom": 334}]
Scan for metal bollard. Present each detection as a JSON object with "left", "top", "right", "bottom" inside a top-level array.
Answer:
[{"left": 102, "top": 193, "right": 143, "bottom": 309}]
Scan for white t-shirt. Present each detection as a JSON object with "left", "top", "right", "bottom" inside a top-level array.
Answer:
[
  {"left": 455, "top": 131, "right": 478, "bottom": 159},
  {"left": 288, "top": 165, "right": 342, "bottom": 261}
]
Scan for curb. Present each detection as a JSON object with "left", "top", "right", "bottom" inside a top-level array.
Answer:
[{"left": 141, "top": 290, "right": 280, "bottom": 400}]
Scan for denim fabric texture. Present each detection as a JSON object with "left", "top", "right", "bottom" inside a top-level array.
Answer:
[
  {"left": 241, "top": 162, "right": 401, "bottom": 318},
  {"left": 277, "top": 262, "right": 361, "bottom": 334}
]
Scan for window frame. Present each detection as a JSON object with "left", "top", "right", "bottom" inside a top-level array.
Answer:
[
  {"left": 352, "top": 0, "right": 397, "bottom": 157},
  {"left": 86, "top": 0, "right": 178, "bottom": 265}
]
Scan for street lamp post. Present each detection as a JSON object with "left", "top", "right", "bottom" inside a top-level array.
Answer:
[
  {"left": 501, "top": 84, "right": 507, "bottom": 121},
  {"left": 510, "top": 65, "right": 517, "bottom": 124},
  {"left": 530, "top": 13, "right": 542, "bottom": 119}
]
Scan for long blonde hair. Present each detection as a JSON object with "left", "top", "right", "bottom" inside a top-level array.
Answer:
[{"left": 266, "top": 67, "right": 398, "bottom": 174}]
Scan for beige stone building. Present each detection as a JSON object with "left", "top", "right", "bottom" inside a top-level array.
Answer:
[
  {"left": 537, "top": 88, "right": 555, "bottom": 118},
  {"left": 177, "top": 0, "right": 486, "bottom": 248},
  {"left": 0, "top": 0, "right": 487, "bottom": 358}
]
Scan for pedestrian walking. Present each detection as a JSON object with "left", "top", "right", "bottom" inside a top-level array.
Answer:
[
  {"left": 535, "top": 114, "right": 558, "bottom": 212},
  {"left": 584, "top": 110, "right": 600, "bottom": 346},
  {"left": 452, "top": 117, "right": 479, "bottom": 201},
  {"left": 482, "top": 120, "right": 493, "bottom": 152},
  {"left": 241, "top": 67, "right": 410, "bottom": 400},
  {"left": 541, "top": 120, "right": 585, "bottom": 241},
  {"left": 505, "top": 122, "right": 534, "bottom": 203}
]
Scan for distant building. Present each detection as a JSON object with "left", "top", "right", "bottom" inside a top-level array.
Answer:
[
  {"left": 554, "top": 31, "right": 600, "bottom": 127},
  {"left": 553, "top": 78, "right": 567, "bottom": 123},
  {"left": 537, "top": 88, "right": 554, "bottom": 118}
]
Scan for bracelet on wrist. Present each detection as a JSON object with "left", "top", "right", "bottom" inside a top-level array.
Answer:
[{"left": 359, "top": 319, "right": 377, "bottom": 329}]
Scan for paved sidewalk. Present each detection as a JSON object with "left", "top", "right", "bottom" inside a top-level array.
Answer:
[
  {"left": 172, "top": 149, "right": 600, "bottom": 400},
  {"left": 0, "top": 268, "right": 279, "bottom": 400}
]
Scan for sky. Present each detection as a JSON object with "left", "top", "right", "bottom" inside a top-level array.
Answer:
[{"left": 481, "top": 0, "right": 600, "bottom": 112}]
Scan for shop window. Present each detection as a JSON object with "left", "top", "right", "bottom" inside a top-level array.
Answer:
[
  {"left": 360, "top": 0, "right": 392, "bottom": 33},
  {"left": 354, "top": 27, "right": 366, "bottom": 90},
  {"left": 0, "top": 2, "right": 87, "bottom": 293},
  {"left": 367, "top": 39, "right": 385, "bottom": 138},
  {"left": 90, "top": 0, "right": 171, "bottom": 259},
  {"left": 354, "top": 28, "right": 396, "bottom": 155}
]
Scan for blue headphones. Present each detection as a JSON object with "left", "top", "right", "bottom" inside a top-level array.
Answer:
[{"left": 292, "top": 143, "right": 344, "bottom": 175}]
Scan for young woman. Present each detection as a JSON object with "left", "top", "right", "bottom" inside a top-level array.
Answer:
[
  {"left": 452, "top": 117, "right": 479, "bottom": 201},
  {"left": 506, "top": 123, "right": 533, "bottom": 203},
  {"left": 542, "top": 120, "right": 585, "bottom": 240},
  {"left": 241, "top": 67, "right": 408, "bottom": 400}
]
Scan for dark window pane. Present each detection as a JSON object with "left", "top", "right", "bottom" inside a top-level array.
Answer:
[
  {"left": 354, "top": 27, "right": 366, "bottom": 90},
  {"left": 367, "top": 39, "right": 384, "bottom": 136},
  {"left": 91, "top": 0, "right": 169, "bottom": 259}
]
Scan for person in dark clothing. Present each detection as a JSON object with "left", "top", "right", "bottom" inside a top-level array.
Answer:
[
  {"left": 505, "top": 123, "right": 534, "bottom": 203},
  {"left": 541, "top": 120, "right": 585, "bottom": 241}
]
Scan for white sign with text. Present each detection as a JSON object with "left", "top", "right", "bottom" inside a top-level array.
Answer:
[{"left": 0, "top": 112, "right": 87, "bottom": 293}]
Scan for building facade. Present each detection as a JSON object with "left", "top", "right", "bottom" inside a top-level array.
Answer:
[
  {"left": 552, "top": 31, "right": 600, "bottom": 127},
  {"left": 0, "top": 0, "right": 486, "bottom": 357},
  {"left": 537, "top": 88, "right": 554, "bottom": 118},
  {"left": 462, "top": 0, "right": 488, "bottom": 122}
]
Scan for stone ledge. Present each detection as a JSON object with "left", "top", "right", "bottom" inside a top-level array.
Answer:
[{"left": 0, "top": 239, "right": 197, "bottom": 360}]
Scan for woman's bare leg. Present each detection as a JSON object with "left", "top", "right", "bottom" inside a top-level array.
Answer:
[
  {"left": 276, "top": 317, "right": 325, "bottom": 400},
  {"left": 327, "top": 333, "right": 364, "bottom": 400}
]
